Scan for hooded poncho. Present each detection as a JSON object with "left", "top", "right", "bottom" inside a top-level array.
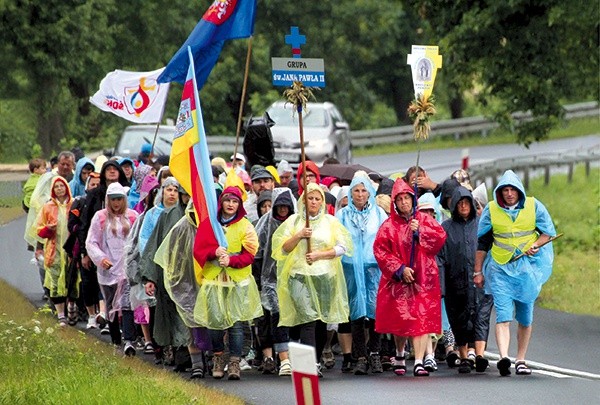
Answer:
[
  {"left": 477, "top": 170, "right": 555, "bottom": 303},
  {"left": 336, "top": 176, "right": 387, "bottom": 320},
  {"left": 272, "top": 183, "right": 353, "bottom": 326},
  {"left": 36, "top": 176, "right": 73, "bottom": 298},
  {"left": 373, "top": 178, "right": 446, "bottom": 336},
  {"left": 69, "top": 157, "right": 94, "bottom": 198}
]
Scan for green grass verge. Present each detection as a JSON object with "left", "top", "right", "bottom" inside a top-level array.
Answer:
[
  {"left": 354, "top": 116, "right": 600, "bottom": 156},
  {"left": 529, "top": 165, "right": 600, "bottom": 315},
  {"left": 0, "top": 280, "right": 244, "bottom": 405}
]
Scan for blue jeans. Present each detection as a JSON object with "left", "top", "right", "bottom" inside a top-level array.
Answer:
[{"left": 209, "top": 321, "right": 244, "bottom": 358}]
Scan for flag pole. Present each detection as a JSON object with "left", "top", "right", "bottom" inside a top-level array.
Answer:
[
  {"left": 232, "top": 36, "right": 254, "bottom": 164},
  {"left": 149, "top": 84, "right": 171, "bottom": 157}
]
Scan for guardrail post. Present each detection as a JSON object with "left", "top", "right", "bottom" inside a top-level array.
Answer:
[
  {"left": 567, "top": 163, "right": 574, "bottom": 183},
  {"left": 544, "top": 166, "right": 550, "bottom": 185},
  {"left": 523, "top": 168, "right": 530, "bottom": 189},
  {"left": 586, "top": 161, "right": 590, "bottom": 177}
]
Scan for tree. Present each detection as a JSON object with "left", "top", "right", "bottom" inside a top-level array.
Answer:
[{"left": 405, "top": 0, "right": 599, "bottom": 145}]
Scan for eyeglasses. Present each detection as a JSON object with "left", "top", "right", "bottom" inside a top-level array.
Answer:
[{"left": 305, "top": 173, "right": 316, "bottom": 179}]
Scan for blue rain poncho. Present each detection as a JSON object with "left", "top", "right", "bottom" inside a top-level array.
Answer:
[
  {"left": 69, "top": 157, "right": 94, "bottom": 198},
  {"left": 272, "top": 183, "right": 353, "bottom": 326},
  {"left": 478, "top": 170, "right": 556, "bottom": 303},
  {"left": 336, "top": 176, "right": 387, "bottom": 320}
]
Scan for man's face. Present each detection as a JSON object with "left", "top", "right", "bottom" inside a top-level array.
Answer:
[
  {"left": 57, "top": 157, "right": 74, "bottom": 178},
  {"left": 87, "top": 177, "right": 100, "bottom": 191},
  {"left": 80, "top": 166, "right": 93, "bottom": 183},
  {"left": 501, "top": 186, "right": 519, "bottom": 206},
  {"left": 252, "top": 178, "right": 274, "bottom": 195},
  {"left": 279, "top": 172, "right": 293, "bottom": 187},
  {"left": 305, "top": 171, "right": 317, "bottom": 184},
  {"left": 104, "top": 166, "right": 120, "bottom": 183}
]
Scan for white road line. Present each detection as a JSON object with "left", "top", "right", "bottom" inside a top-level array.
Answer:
[{"left": 486, "top": 351, "right": 600, "bottom": 380}]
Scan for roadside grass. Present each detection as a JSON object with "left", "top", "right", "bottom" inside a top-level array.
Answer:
[
  {"left": 529, "top": 165, "right": 600, "bottom": 315},
  {"left": 0, "top": 195, "right": 23, "bottom": 226},
  {"left": 354, "top": 116, "right": 599, "bottom": 157},
  {"left": 0, "top": 280, "right": 243, "bottom": 405}
]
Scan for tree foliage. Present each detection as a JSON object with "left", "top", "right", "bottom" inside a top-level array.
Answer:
[
  {"left": 0, "top": 0, "right": 597, "bottom": 158},
  {"left": 405, "top": 0, "right": 599, "bottom": 145}
]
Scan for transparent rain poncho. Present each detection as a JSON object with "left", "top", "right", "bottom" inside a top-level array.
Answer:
[
  {"left": 272, "top": 183, "right": 353, "bottom": 327},
  {"left": 24, "top": 172, "right": 55, "bottom": 247}
]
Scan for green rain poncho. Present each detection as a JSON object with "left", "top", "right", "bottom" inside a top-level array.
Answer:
[{"left": 272, "top": 183, "right": 353, "bottom": 327}]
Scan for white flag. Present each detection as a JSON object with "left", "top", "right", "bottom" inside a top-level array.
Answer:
[{"left": 90, "top": 68, "right": 169, "bottom": 123}]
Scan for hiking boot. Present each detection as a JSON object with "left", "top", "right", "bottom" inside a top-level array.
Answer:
[
  {"left": 262, "top": 357, "right": 276, "bottom": 374},
  {"left": 321, "top": 349, "right": 336, "bottom": 369},
  {"left": 353, "top": 357, "right": 369, "bottom": 375},
  {"left": 381, "top": 355, "right": 392, "bottom": 371},
  {"left": 67, "top": 303, "right": 79, "bottom": 325},
  {"left": 370, "top": 354, "right": 383, "bottom": 373},
  {"left": 228, "top": 356, "right": 241, "bottom": 380},
  {"left": 458, "top": 358, "right": 473, "bottom": 374},
  {"left": 212, "top": 354, "right": 225, "bottom": 379},
  {"left": 341, "top": 358, "right": 355, "bottom": 373},
  {"left": 279, "top": 359, "right": 292, "bottom": 376}
]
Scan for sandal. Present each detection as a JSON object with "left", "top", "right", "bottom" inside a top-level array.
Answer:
[
  {"left": 446, "top": 351, "right": 460, "bottom": 368},
  {"left": 143, "top": 342, "right": 154, "bottom": 355},
  {"left": 190, "top": 367, "right": 205, "bottom": 379},
  {"left": 497, "top": 357, "right": 512, "bottom": 376},
  {"left": 424, "top": 356, "right": 438, "bottom": 372},
  {"left": 392, "top": 355, "right": 406, "bottom": 376},
  {"left": 515, "top": 360, "right": 532, "bottom": 375},
  {"left": 413, "top": 363, "right": 430, "bottom": 377}
]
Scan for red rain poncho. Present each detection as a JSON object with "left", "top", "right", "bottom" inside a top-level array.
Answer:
[{"left": 373, "top": 179, "right": 446, "bottom": 336}]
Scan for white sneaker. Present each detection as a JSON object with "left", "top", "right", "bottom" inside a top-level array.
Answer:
[
  {"left": 239, "top": 357, "right": 252, "bottom": 371},
  {"left": 86, "top": 317, "right": 98, "bottom": 329},
  {"left": 279, "top": 359, "right": 292, "bottom": 376}
]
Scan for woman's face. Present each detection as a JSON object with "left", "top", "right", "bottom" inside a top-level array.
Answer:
[
  {"left": 221, "top": 197, "right": 240, "bottom": 219},
  {"left": 306, "top": 190, "right": 323, "bottom": 216},
  {"left": 276, "top": 205, "right": 289, "bottom": 218},
  {"left": 395, "top": 193, "right": 413, "bottom": 216},
  {"left": 109, "top": 196, "right": 125, "bottom": 211},
  {"left": 259, "top": 200, "right": 272, "bottom": 216},
  {"left": 351, "top": 183, "right": 369, "bottom": 210},
  {"left": 53, "top": 181, "right": 67, "bottom": 199},
  {"left": 162, "top": 185, "right": 179, "bottom": 208}
]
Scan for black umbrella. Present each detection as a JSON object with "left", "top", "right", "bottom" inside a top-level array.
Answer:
[{"left": 319, "top": 163, "right": 378, "bottom": 185}]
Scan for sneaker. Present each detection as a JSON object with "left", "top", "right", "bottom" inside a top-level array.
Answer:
[
  {"left": 321, "top": 349, "right": 336, "bottom": 369},
  {"left": 212, "top": 354, "right": 225, "bottom": 379},
  {"left": 316, "top": 363, "right": 324, "bottom": 378},
  {"left": 262, "top": 357, "right": 276, "bottom": 374},
  {"left": 370, "top": 354, "right": 383, "bottom": 373},
  {"left": 475, "top": 355, "right": 489, "bottom": 373},
  {"left": 228, "top": 357, "right": 241, "bottom": 380},
  {"left": 143, "top": 342, "right": 154, "bottom": 355},
  {"left": 341, "top": 358, "right": 355, "bottom": 373},
  {"left": 96, "top": 312, "right": 107, "bottom": 328},
  {"left": 100, "top": 324, "right": 110, "bottom": 335},
  {"left": 446, "top": 351, "right": 460, "bottom": 368},
  {"left": 279, "top": 359, "right": 292, "bottom": 376},
  {"left": 424, "top": 355, "right": 438, "bottom": 372},
  {"left": 353, "top": 357, "right": 369, "bottom": 375},
  {"left": 391, "top": 355, "right": 407, "bottom": 376},
  {"left": 124, "top": 341, "right": 136, "bottom": 357},
  {"left": 239, "top": 357, "right": 252, "bottom": 371},
  {"left": 86, "top": 317, "right": 98, "bottom": 329}
]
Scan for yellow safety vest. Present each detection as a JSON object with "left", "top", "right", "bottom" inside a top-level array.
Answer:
[{"left": 489, "top": 197, "right": 537, "bottom": 264}]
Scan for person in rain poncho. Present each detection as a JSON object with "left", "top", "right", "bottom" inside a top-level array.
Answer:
[
  {"left": 86, "top": 182, "right": 139, "bottom": 355},
  {"left": 140, "top": 186, "right": 192, "bottom": 366},
  {"left": 36, "top": 176, "right": 74, "bottom": 326},
  {"left": 272, "top": 182, "right": 353, "bottom": 373},
  {"left": 437, "top": 186, "right": 494, "bottom": 374},
  {"left": 336, "top": 175, "right": 388, "bottom": 375},
  {"left": 153, "top": 199, "right": 216, "bottom": 379},
  {"left": 68, "top": 157, "right": 95, "bottom": 198},
  {"left": 373, "top": 178, "right": 446, "bottom": 377},
  {"left": 188, "top": 186, "right": 261, "bottom": 380},
  {"left": 474, "top": 170, "right": 556, "bottom": 377},
  {"left": 253, "top": 188, "right": 297, "bottom": 376},
  {"left": 138, "top": 177, "right": 179, "bottom": 253}
]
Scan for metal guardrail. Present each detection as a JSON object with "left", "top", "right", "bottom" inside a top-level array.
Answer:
[
  {"left": 348, "top": 101, "right": 599, "bottom": 148},
  {"left": 469, "top": 144, "right": 600, "bottom": 189}
]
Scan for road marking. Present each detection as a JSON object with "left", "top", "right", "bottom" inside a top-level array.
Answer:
[{"left": 486, "top": 351, "right": 600, "bottom": 380}]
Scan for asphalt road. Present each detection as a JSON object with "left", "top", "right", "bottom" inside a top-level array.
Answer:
[{"left": 2, "top": 136, "right": 599, "bottom": 404}]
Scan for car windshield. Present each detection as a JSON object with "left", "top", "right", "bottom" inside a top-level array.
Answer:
[
  {"left": 267, "top": 105, "right": 328, "bottom": 127},
  {"left": 116, "top": 128, "right": 175, "bottom": 157}
]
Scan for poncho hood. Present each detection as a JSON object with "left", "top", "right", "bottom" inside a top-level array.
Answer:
[
  {"left": 494, "top": 170, "right": 526, "bottom": 208},
  {"left": 218, "top": 186, "right": 247, "bottom": 224},
  {"left": 296, "top": 160, "right": 320, "bottom": 195},
  {"left": 449, "top": 186, "right": 476, "bottom": 221},
  {"left": 298, "top": 182, "right": 326, "bottom": 219},
  {"left": 347, "top": 175, "right": 377, "bottom": 214},
  {"left": 51, "top": 176, "right": 72, "bottom": 204},
  {"left": 100, "top": 160, "right": 128, "bottom": 188},
  {"left": 390, "top": 178, "right": 415, "bottom": 221}
]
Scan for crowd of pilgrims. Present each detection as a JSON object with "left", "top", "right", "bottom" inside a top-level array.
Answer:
[{"left": 24, "top": 149, "right": 498, "bottom": 380}]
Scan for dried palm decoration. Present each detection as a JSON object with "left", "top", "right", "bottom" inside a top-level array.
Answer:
[
  {"left": 407, "top": 93, "right": 436, "bottom": 140},
  {"left": 283, "top": 81, "right": 318, "bottom": 113}
]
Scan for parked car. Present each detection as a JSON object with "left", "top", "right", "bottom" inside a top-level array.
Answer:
[
  {"left": 266, "top": 101, "right": 352, "bottom": 166},
  {"left": 114, "top": 125, "right": 175, "bottom": 159}
]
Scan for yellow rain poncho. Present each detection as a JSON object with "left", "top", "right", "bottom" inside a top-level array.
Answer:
[
  {"left": 272, "top": 183, "right": 353, "bottom": 326},
  {"left": 24, "top": 172, "right": 55, "bottom": 247},
  {"left": 36, "top": 176, "right": 74, "bottom": 298}
]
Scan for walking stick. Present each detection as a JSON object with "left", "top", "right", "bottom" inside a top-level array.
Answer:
[
  {"left": 232, "top": 37, "right": 253, "bottom": 165},
  {"left": 509, "top": 233, "right": 563, "bottom": 263}
]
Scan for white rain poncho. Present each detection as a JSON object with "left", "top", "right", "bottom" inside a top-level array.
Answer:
[
  {"left": 272, "top": 183, "right": 353, "bottom": 327},
  {"left": 478, "top": 170, "right": 556, "bottom": 303},
  {"left": 335, "top": 176, "right": 387, "bottom": 321},
  {"left": 124, "top": 212, "right": 156, "bottom": 312},
  {"left": 24, "top": 172, "right": 55, "bottom": 247}
]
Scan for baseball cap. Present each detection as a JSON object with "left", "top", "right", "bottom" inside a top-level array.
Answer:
[{"left": 230, "top": 152, "right": 246, "bottom": 163}]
